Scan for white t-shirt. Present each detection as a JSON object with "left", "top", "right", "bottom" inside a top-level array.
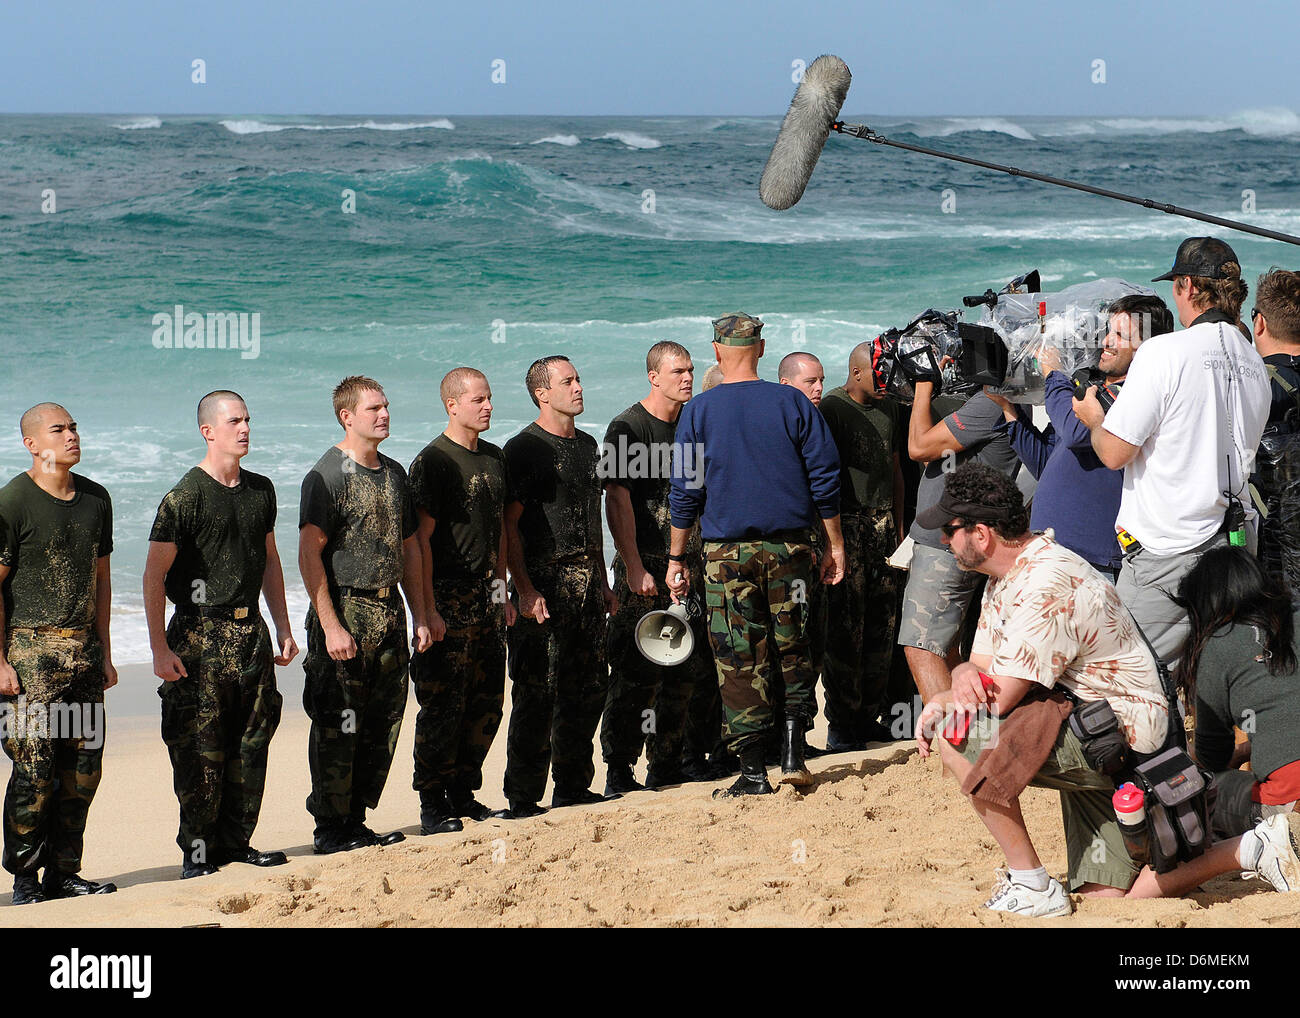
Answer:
[
  {"left": 1103, "top": 319, "right": 1270, "bottom": 556},
  {"left": 972, "top": 532, "right": 1169, "bottom": 754}
]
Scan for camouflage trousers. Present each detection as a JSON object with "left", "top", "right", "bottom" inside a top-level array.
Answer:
[
  {"left": 703, "top": 536, "right": 816, "bottom": 757},
  {"left": 410, "top": 578, "right": 506, "bottom": 802},
  {"left": 599, "top": 553, "right": 713, "bottom": 771},
  {"left": 822, "top": 511, "right": 900, "bottom": 738},
  {"left": 1, "top": 630, "right": 105, "bottom": 876},
  {"left": 303, "top": 592, "right": 409, "bottom": 829},
  {"left": 504, "top": 560, "right": 608, "bottom": 804},
  {"left": 159, "top": 612, "right": 282, "bottom": 860}
]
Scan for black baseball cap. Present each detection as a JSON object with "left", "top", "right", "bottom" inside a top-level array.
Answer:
[
  {"left": 915, "top": 488, "right": 1018, "bottom": 531},
  {"left": 1152, "top": 237, "right": 1241, "bottom": 282}
]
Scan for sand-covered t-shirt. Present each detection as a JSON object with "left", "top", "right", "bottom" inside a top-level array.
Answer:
[
  {"left": 504, "top": 423, "right": 602, "bottom": 569},
  {"left": 149, "top": 466, "right": 276, "bottom": 609},
  {"left": 971, "top": 531, "right": 1168, "bottom": 754},
  {"left": 0, "top": 471, "right": 113, "bottom": 629},
  {"left": 299, "top": 447, "right": 415, "bottom": 589},
  {"left": 820, "top": 386, "right": 898, "bottom": 516},
  {"left": 408, "top": 434, "right": 511, "bottom": 582}
]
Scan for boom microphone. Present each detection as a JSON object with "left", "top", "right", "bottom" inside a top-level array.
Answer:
[
  {"left": 759, "top": 55, "right": 1300, "bottom": 247},
  {"left": 758, "top": 55, "right": 851, "bottom": 211}
]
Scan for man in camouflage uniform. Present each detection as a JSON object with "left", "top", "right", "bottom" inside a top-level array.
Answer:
[
  {"left": 502, "top": 356, "right": 618, "bottom": 817},
  {"left": 144, "top": 390, "right": 299, "bottom": 878},
  {"left": 599, "top": 341, "right": 715, "bottom": 794},
  {"left": 298, "top": 376, "right": 432, "bottom": 854},
  {"left": 819, "top": 343, "right": 906, "bottom": 749},
  {"left": 408, "top": 367, "right": 516, "bottom": 834},
  {"left": 0, "top": 403, "right": 117, "bottom": 904},
  {"left": 668, "top": 315, "right": 845, "bottom": 797}
]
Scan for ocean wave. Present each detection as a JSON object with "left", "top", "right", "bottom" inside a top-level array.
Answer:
[
  {"left": 531, "top": 134, "right": 580, "bottom": 146},
  {"left": 1037, "top": 108, "right": 1300, "bottom": 138},
  {"left": 112, "top": 116, "right": 162, "bottom": 130},
  {"left": 220, "top": 118, "right": 455, "bottom": 135},
  {"left": 895, "top": 118, "right": 1036, "bottom": 141},
  {"left": 594, "top": 131, "right": 662, "bottom": 149}
]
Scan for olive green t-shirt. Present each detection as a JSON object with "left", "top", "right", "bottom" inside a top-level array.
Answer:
[
  {"left": 0, "top": 471, "right": 113, "bottom": 629},
  {"left": 503, "top": 423, "right": 602, "bottom": 570},
  {"left": 408, "top": 434, "right": 512, "bottom": 582},
  {"left": 299, "top": 446, "right": 416, "bottom": 589},
  {"left": 819, "top": 386, "right": 899, "bottom": 515},
  {"left": 149, "top": 466, "right": 277, "bottom": 609}
]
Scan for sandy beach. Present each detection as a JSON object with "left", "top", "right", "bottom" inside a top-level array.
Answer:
[{"left": 0, "top": 661, "right": 1295, "bottom": 928}]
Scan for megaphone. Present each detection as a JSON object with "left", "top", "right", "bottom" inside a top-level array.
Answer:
[{"left": 634, "top": 594, "right": 703, "bottom": 666}]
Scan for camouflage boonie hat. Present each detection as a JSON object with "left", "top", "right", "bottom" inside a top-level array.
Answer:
[{"left": 712, "top": 312, "right": 764, "bottom": 346}]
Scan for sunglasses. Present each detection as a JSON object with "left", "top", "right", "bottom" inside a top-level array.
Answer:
[
  {"left": 1251, "top": 307, "right": 1262, "bottom": 324},
  {"left": 940, "top": 521, "right": 975, "bottom": 538}
]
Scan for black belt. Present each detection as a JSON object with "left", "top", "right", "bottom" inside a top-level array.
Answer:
[
  {"left": 174, "top": 604, "right": 258, "bottom": 621},
  {"left": 337, "top": 585, "right": 399, "bottom": 600}
]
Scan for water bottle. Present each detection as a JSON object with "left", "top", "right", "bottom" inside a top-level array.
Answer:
[{"left": 1113, "top": 782, "right": 1149, "bottom": 865}]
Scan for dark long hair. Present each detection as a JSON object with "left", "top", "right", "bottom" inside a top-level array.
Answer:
[{"left": 1174, "top": 546, "right": 1297, "bottom": 701}]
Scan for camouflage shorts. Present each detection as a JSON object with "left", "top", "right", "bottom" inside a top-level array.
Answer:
[{"left": 896, "top": 542, "right": 982, "bottom": 657}]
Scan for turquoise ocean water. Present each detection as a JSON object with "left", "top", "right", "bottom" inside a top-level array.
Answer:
[{"left": 1, "top": 110, "right": 1298, "bottom": 662}]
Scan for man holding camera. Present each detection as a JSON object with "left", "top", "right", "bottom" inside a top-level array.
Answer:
[
  {"left": 914, "top": 463, "right": 1169, "bottom": 915},
  {"left": 900, "top": 373, "right": 1019, "bottom": 701},
  {"left": 986, "top": 294, "right": 1174, "bottom": 580},
  {"left": 1075, "top": 238, "right": 1271, "bottom": 667}
]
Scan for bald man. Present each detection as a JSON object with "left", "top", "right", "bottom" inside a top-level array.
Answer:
[
  {"left": 778, "top": 352, "right": 825, "bottom": 408},
  {"left": 0, "top": 403, "right": 117, "bottom": 903},
  {"left": 407, "top": 367, "right": 515, "bottom": 833},
  {"left": 818, "top": 344, "right": 906, "bottom": 749},
  {"left": 144, "top": 390, "right": 297, "bottom": 879}
]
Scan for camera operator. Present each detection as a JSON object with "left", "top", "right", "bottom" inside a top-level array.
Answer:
[
  {"left": 1074, "top": 238, "right": 1270, "bottom": 668},
  {"left": 1249, "top": 268, "right": 1300, "bottom": 600},
  {"left": 900, "top": 370, "right": 1019, "bottom": 701},
  {"left": 985, "top": 295, "right": 1173, "bottom": 580}
]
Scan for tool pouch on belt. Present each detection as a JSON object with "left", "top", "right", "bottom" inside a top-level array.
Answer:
[
  {"left": 1066, "top": 698, "right": 1129, "bottom": 777},
  {"left": 1132, "top": 748, "right": 1215, "bottom": 874}
]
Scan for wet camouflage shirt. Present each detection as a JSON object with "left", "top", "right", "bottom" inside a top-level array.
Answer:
[
  {"left": 149, "top": 466, "right": 277, "bottom": 609},
  {"left": 0, "top": 471, "right": 113, "bottom": 629},
  {"left": 820, "top": 387, "right": 899, "bottom": 515},
  {"left": 504, "top": 423, "right": 602, "bottom": 568},
  {"left": 408, "top": 434, "right": 511, "bottom": 581},
  {"left": 601, "top": 402, "right": 696, "bottom": 560},
  {"left": 299, "top": 446, "right": 416, "bottom": 589}
]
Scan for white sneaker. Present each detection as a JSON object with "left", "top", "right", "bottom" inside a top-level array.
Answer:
[
  {"left": 982, "top": 868, "right": 1073, "bottom": 917},
  {"left": 1241, "top": 815, "right": 1300, "bottom": 892}
]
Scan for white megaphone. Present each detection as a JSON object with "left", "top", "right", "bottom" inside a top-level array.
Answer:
[{"left": 634, "top": 595, "right": 701, "bottom": 666}]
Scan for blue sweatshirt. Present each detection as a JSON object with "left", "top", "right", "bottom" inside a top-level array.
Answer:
[
  {"left": 670, "top": 380, "right": 841, "bottom": 540},
  {"left": 998, "top": 371, "right": 1124, "bottom": 571}
]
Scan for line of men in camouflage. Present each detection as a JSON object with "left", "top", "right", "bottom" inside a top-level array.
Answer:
[{"left": 0, "top": 313, "right": 902, "bottom": 905}]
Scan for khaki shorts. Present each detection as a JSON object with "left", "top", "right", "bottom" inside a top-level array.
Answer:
[
  {"left": 896, "top": 543, "right": 982, "bottom": 657},
  {"left": 956, "top": 718, "right": 1140, "bottom": 892}
]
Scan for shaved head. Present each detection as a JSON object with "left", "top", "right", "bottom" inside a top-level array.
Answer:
[
  {"left": 197, "top": 390, "right": 246, "bottom": 428},
  {"left": 778, "top": 351, "right": 822, "bottom": 381},
  {"left": 849, "top": 342, "right": 874, "bottom": 372},
  {"left": 440, "top": 367, "right": 488, "bottom": 406},
  {"left": 19, "top": 402, "right": 69, "bottom": 438}
]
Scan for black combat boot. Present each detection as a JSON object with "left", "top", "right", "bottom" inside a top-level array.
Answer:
[
  {"left": 181, "top": 856, "right": 219, "bottom": 879},
  {"left": 448, "top": 788, "right": 494, "bottom": 823},
  {"left": 313, "top": 820, "right": 370, "bottom": 855},
  {"left": 552, "top": 787, "right": 615, "bottom": 809},
  {"left": 490, "top": 801, "right": 548, "bottom": 820},
  {"left": 11, "top": 874, "right": 46, "bottom": 905},
  {"left": 779, "top": 717, "right": 813, "bottom": 787},
  {"left": 603, "top": 763, "right": 645, "bottom": 797},
  {"left": 43, "top": 871, "right": 117, "bottom": 897},
  {"left": 213, "top": 846, "right": 289, "bottom": 867},
  {"left": 712, "top": 745, "right": 774, "bottom": 799},
  {"left": 420, "top": 790, "right": 465, "bottom": 835}
]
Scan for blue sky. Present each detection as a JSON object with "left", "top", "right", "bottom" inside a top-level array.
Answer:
[{"left": 4, "top": 0, "right": 1298, "bottom": 116}]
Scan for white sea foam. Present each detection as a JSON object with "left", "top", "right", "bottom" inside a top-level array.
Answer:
[
  {"left": 907, "top": 118, "right": 1036, "bottom": 141},
  {"left": 595, "top": 131, "right": 662, "bottom": 149},
  {"left": 1035, "top": 108, "right": 1300, "bottom": 138},
  {"left": 531, "top": 134, "right": 580, "bottom": 146},
  {"left": 220, "top": 118, "right": 454, "bottom": 135},
  {"left": 112, "top": 116, "right": 162, "bottom": 130}
]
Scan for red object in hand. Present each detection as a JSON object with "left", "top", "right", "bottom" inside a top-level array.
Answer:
[{"left": 943, "top": 673, "right": 996, "bottom": 745}]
